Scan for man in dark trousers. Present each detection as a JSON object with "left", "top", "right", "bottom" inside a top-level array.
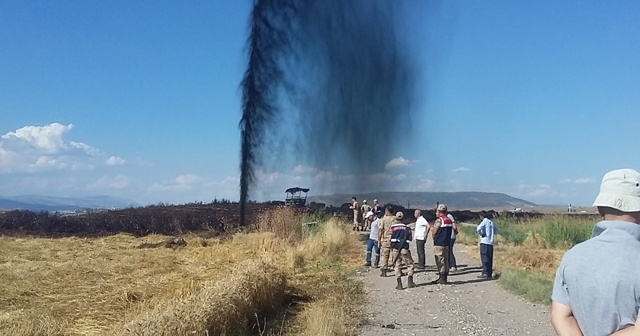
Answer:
[
  {"left": 476, "top": 211, "right": 497, "bottom": 279},
  {"left": 430, "top": 204, "right": 453, "bottom": 284}
]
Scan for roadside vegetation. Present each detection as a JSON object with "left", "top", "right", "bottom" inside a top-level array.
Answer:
[
  {"left": 0, "top": 207, "right": 364, "bottom": 336},
  {"left": 457, "top": 214, "right": 595, "bottom": 304}
]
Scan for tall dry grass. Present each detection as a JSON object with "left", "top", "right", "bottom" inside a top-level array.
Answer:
[
  {"left": 254, "top": 206, "right": 304, "bottom": 243},
  {"left": 1, "top": 207, "right": 364, "bottom": 336},
  {"left": 457, "top": 215, "right": 596, "bottom": 304},
  {"left": 120, "top": 258, "right": 286, "bottom": 335}
]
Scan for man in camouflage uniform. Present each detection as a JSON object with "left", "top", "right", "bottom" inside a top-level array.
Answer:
[
  {"left": 349, "top": 197, "right": 360, "bottom": 231},
  {"left": 361, "top": 200, "right": 372, "bottom": 230},
  {"left": 377, "top": 206, "right": 396, "bottom": 277},
  {"left": 429, "top": 204, "right": 454, "bottom": 284},
  {"left": 390, "top": 211, "right": 416, "bottom": 290}
]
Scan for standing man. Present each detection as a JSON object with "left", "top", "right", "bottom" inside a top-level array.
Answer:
[
  {"left": 373, "top": 199, "right": 382, "bottom": 218},
  {"left": 447, "top": 210, "right": 458, "bottom": 273},
  {"left": 551, "top": 169, "right": 640, "bottom": 336},
  {"left": 377, "top": 206, "right": 395, "bottom": 277},
  {"left": 476, "top": 211, "right": 497, "bottom": 279},
  {"left": 349, "top": 197, "right": 360, "bottom": 231},
  {"left": 361, "top": 200, "right": 372, "bottom": 231},
  {"left": 364, "top": 211, "right": 380, "bottom": 267},
  {"left": 390, "top": 211, "right": 416, "bottom": 290},
  {"left": 431, "top": 204, "right": 453, "bottom": 284},
  {"left": 414, "top": 209, "right": 429, "bottom": 269}
]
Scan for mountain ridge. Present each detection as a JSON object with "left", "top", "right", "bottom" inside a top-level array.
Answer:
[
  {"left": 0, "top": 195, "right": 140, "bottom": 212},
  {"left": 308, "top": 191, "right": 537, "bottom": 210}
]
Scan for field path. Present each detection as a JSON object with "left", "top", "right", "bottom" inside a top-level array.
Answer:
[{"left": 356, "top": 236, "right": 555, "bottom": 336}]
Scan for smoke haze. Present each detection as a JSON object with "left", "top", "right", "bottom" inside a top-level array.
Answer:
[{"left": 240, "top": 0, "right": 425, "bottom": 223}]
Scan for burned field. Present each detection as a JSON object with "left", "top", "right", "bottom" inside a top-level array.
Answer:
[{"left": 0, "top": 203, "right": 278, "bottom": 237}]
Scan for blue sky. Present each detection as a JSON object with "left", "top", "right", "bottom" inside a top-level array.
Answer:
[{"left": 1, "top": 1, "right": 638, "bottom": 206}]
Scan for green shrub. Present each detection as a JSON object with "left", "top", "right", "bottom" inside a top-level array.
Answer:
[
  {"left": 499, "top": 268, "right": 553, "bottom": 305},
  {"left": 495, "top": 215, "right": 593, "bottom": 248}
]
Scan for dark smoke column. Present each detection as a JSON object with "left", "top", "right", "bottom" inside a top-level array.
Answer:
[
  {"left": 238, "top": 0, "right": 290, "bottom": 226},
  {"left": 238, "top": 0, "right": 423, "bottom": 225}
]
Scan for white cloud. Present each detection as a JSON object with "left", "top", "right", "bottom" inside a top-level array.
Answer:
[
  {"left": 261, "top": 172, "right": 281, "bottom": 185},
  {"left": 145, "top": 174, "right": 241, "bottom": 204},
  {"left": 89, "top": 175, "right": 130, "bottom": 190},
  {"left": 314, "top": 170, "right": 336, "bottom": 182},
  {"left": 292, "top": 165, "right": 317, "bottom": 175},
  {"left": 518, "top": 183, "right": 552, "bottom": 198},
  {"left": 149, "top": 174, "right": 212, "bottom": 192},
  {"left": 559, "top": 178, "right": 595, "bottom": 184},
  {"left": 0, "top": 123, "right": 122, "bottom": 173},
  {"left": 2, "top": 123, "right": 71, "bottom": 153},
  {"left": 367, "top": 173, "right": 391, "bottom": 183},
  {"left": 106, "top": 156, "right": 126, "bottom": 166},
  {"left": 385, "top": 157, "right": 415, "bottom": 169},
  {"left": 452, "top": 167, "right": 470, "bottom": 173}
]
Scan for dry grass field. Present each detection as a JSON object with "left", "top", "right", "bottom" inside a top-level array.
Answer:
[
  {"left": 0, "top": 207, "right": 364, "bottom": 336},
  {"left": 457, "top": 214, "right": 595, "bottom": 303}
]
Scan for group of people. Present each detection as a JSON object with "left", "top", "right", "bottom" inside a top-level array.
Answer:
[
  {"left": 349, "top": 197, "right": 382, "bottom": 231},
  {"left": 353, "top": 167, "right": 640, "bottom": 335},
  {"left": 361, "top": 201, "right": 498, "bottom": 289}
]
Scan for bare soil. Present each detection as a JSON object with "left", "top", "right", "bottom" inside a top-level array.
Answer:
[{"left": 355, "top": 238, "right": 555, "bottom": 335}]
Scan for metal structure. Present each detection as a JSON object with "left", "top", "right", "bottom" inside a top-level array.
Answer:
[{"left": 285, "top": 187, "right": 309, "bottom": 207}]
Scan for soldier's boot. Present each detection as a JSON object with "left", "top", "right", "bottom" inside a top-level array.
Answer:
[
  {"left": 380, "top": 268, "right": 387, "bottom": 277},
  {"left": 407, "top": 276, "right": 416, "bottom": 288},
  {"left": 395, "top": 278, "right": 403, "bottom": 290},
  {"left": 437, "top": 274, "right": 448, "bottom": 285}
]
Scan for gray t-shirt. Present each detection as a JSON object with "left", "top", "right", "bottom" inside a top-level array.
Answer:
[{"left": 552, "top": 220, "right": 640, "bottom": 336}]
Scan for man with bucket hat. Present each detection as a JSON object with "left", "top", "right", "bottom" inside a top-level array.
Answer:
[{"left": 551, "top": 169, "right": 640, "bottom": 336}]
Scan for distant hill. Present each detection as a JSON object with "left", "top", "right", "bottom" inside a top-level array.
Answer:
[
  {"left": 308, "top": 191, "right": 537, "bottom": 210},
  {"left": 0, "top": 195, "right": 140, "bottom": 212}
]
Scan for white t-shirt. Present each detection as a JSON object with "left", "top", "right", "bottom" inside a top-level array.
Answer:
[
  {"left": 414, "top": 215, "right": 428, "bottom": 240},
  {"left": 448, "top": 214, "right": 456, "bottom": 239}
]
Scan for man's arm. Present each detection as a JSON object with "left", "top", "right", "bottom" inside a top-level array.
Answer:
[
  {"left": 476, "top": 220, "right": 484, "bottom": 235},
  {"left": 609, "top": 319, "right": 640, "bottom": 335},
  {"left": 551, "top": 301, "right": 583, "bottom": 336},
  {"left": 432, "top": 219, "right": 440, "bottom": 238}
]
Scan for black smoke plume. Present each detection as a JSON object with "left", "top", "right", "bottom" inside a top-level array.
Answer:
[{"left": 240, "top": 0, "right": 424, "bottom": 225}]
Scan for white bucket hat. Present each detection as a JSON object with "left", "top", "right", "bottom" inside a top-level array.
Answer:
[{"left": 593, "top": 168, "right": 640, "bottom": 212}]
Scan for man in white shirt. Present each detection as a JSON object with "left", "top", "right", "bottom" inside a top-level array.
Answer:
[
  {"left": 413, "top": 209, "right": 429, "bottom": 269},
  {"left": 364, "top": 211, "right": 380, "bottom": 267}
]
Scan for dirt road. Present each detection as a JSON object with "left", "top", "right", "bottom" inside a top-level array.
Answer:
[{"left": 356, "top": 238, "right": 555, "bottom": 336}]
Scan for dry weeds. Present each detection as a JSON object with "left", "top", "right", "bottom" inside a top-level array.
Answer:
[
  {"left": 120, "top": 258, "right": 286, "bottom": 335},
  {"left": 0, "top": 208, "right": 364, "bottom": 336}
]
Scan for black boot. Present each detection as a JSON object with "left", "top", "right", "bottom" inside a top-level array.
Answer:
[
  {"left": 395, "top": 277, "right": 403, "bottom": 290},
  {"left": 407, "top": 276, "right": 416, "bottom": 288},
  {"left": 380, "top": 268, "right": 387, "bottom": 277},
  {"left": 438, "top": 274, "right": 448, "bottom": 285}
]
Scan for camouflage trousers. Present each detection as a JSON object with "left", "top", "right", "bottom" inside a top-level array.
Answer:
[
  {"left": 392, "top": 248, "right": 415, "bottom": 278},
  {"left": 433, "top": 245, "right": 450, "bottom": 275},
  {"left": 379, "top": 246, "right": 391, "bottom": 269}
]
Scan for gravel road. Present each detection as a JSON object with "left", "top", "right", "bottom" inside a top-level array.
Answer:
[{"left": 355, "top": 236, "right": 555, "bottom": 336}]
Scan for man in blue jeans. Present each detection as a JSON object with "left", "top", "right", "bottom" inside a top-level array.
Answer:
[
  {"left": 476, "top": 211, "right": 497, "bottom": 279},
  {"left": 364, "top": 211, "right": 380, "bottom": 267}
]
